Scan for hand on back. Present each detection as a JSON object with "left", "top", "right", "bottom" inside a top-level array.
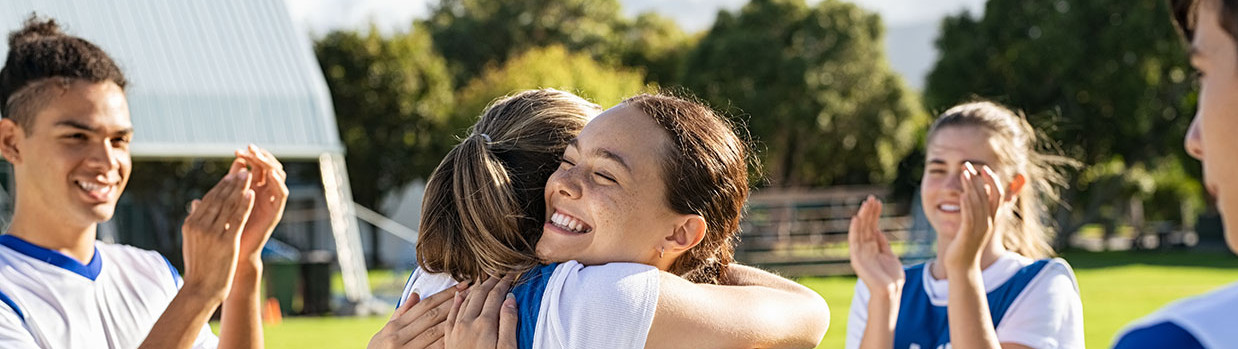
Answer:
[
  {"left": 368, "top": 284, "right": 460, "bottom": 349},
  {"left": 446, "top": 275, "right": 519, "bottom": 349}
]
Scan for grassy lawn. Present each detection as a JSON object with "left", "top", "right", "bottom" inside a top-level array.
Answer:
[{"left": 234, "top": 250, "right": 1238, "bottom": 348}]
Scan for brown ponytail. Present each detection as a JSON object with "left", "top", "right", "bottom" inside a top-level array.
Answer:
[{"left": 416, "top": 89, "right": 599, "bottom": 282}]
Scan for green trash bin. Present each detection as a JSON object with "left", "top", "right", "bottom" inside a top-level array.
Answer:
[
  {"left": 266, "top": 261, "right": 299, "bottom": 315},
  {"left": 300, "top": 251, "right": 334, "bottom": 315}
]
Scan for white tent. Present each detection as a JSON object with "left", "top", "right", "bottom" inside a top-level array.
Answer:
[{"left": 0, "top": 0, "right": 388, "bottom": 314}]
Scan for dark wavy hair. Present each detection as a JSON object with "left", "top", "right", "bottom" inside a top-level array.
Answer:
[{"left": 0, "top": 14, "right": 127, "bottom": 132}]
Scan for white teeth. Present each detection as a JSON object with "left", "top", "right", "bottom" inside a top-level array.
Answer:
[
  {"left": 550, "top": 211, "right": 590, "bottom": 233},
  {"left": 940, "top": 204, "right": 960, "bottom": 212},
  {"left": 76, "top": 181, "right": 112, "bottom": 195}
]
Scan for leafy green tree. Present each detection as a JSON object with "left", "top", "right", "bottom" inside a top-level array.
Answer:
[
  {"left": 424, "top": 0, "right": 627, "bottom": 85},
  {"left": 924, "top": 0, "right": 1199, "bottom": 238},
  {"left": 452, "top": 45, "right": 648, "bottom": 127},
  {"left": 682, "top": 0, "right": 928, "bottom": 187},
  {"left": 314, "top": 24, "right": 455, "bottom": 210},
  {"left": 615, "top": 13, "right": 696, "bottom": 86}
]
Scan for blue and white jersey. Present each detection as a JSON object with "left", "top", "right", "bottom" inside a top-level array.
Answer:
[
  {"left": 0, "top": 235, "right": 218, "bottom": 349},
  {"left": 400, "top": 260, "right": 660, "bottom": 349},
  {"left": 847, "top": 252, "right": 1084, "bottom": 349},
  {"left": 397, "top": 267, "right": 459, "bottom": 307},
  {"left": 1112, "top": 280, "right": 1238, "bottom": 349}
]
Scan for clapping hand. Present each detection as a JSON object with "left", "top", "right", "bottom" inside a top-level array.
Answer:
[{"left": 848, "top": 196, "right": 905, "bottom": 296}]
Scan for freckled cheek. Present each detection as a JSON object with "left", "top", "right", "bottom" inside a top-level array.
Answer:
[{"left": 589, "top": 187, "right": 640, "bottom": 233}]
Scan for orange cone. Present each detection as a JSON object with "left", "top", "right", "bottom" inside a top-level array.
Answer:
[{"left": 263, "top": 297, "right": 283, "bottom": 325}]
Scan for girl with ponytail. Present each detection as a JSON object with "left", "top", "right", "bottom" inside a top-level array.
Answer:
[
  {"left": 847, "top": 101, "right": 1085, "bottom": 349},
  {"left": 371, "top": 90, "right": 829, "bottom": 349}
]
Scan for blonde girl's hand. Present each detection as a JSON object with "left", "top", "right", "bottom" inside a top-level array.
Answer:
[
  {"left": 943, "top": 162, "right": 1004, "bottom": 272},
  {"left": 848, "top": 196, "right": 905, "bottom": 297}
]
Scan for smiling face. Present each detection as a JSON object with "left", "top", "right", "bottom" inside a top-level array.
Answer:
[
  {"left": 1185, "top": 0, "right": 1238, "bottom": 253},
  {"left": 920, "top": 125, "right": 1009, "bottom": 238},
  {"left": 2, "top": 80, "right": 132, "bottom": 230},
  {"left": 536, "top": 103, "right": 683, "bottom": 266}
]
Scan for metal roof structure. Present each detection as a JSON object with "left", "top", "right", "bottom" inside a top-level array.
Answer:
[
  {"left": 0, "top": 1, "right": 387, "bottom": 314},
  {"left": 0, "top": 0, "right": 343, "bottom": 159}
]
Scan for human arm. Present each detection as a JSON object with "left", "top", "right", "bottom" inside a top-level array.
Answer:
[
  {"left": 944, "top": 163, "right": 1030, "bottom": 349},
  {"left": 644, "top": 264, "right": 830, "bottom": 348},
  {"left": 139, "top": 169, "right": 255, "bottom": 349},
  {"left": 847, "top": 196, "right": 904, "bottom": 349},
  {"left": 218, "top": 145, "right": 288, "bottom": 349}
]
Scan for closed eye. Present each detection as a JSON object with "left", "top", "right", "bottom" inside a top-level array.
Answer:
[{"left": 594, "top": 172, "right": 616, "bottom": 183}]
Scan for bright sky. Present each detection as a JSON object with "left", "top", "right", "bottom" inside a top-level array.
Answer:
[{"left": 282, "top": 0, "right": 984, "bottom": 34}]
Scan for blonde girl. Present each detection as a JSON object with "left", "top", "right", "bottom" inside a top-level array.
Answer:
[{"left": 847, "top": 101, "right": 1084, "bottom": 349}]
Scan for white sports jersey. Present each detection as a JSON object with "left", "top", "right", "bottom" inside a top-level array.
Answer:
[
  {"left": 847, "top": 252, "right": 1084, "bottom": 349},
  {"left": 399, "top": 261, "right": 660, "bottom": 349},
  {"left": 1113, "top": 280, "right": 1238, "bottom": 348},
  {"left": 0, "top": 235, "right": 218, "bottom": 348},
  {"left": 397, "top": 267, "right": 459, "bottom": 307}
]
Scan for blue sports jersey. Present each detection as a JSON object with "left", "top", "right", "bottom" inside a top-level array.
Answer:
[
  {"left": 513, "top": 263, "right": 557, "bottom": 349},
  {"left": 893, "top": 259, "right": 1050, "bottom": 348}
]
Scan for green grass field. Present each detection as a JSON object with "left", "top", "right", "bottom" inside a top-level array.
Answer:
[{"left": 233, "top": 250, "right": 1238, "bottom": 348}]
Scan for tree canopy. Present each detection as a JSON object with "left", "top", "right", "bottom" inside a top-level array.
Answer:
[
  {"left": 453, "top": 45, "right": 649, "bottom": 130},
  {"left": 925, "top": 0, "right": 1200, "bottom": 234},
  {"left": 314, "top": 24, "right": 455, "bottom": 208},
  {"left": 682, "top": 0, "right": 928, "bottom": 187}
]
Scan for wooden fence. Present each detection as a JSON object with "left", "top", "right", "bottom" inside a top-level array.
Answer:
[{"left": 735, "top": 187, "right": 935, "bottom": 277}]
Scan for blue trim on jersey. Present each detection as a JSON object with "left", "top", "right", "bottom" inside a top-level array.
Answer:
[
  {"left": 161, "top": 254, "right": 183, "bottom": 287},
  {"left": 0, "top": 235, "right": 103, "bottom": 280},
  {"left": 0, "top": 290, "right": 23, "bottom": 321},
  {"left": 396, "top": 268, "right": 418, "bottom": 308},
  {"left": 1112, "top": 321, "right": 1205, "bottom": 349},
  {"left": 893, "top": 259, "right": 1051, "bottom": 348},
  {"left": 512, "top": 263, "right": 557, "bottom": 349}
]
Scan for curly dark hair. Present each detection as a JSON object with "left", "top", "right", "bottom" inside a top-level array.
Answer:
[{"left": 0, "top": 14, "right": 127, "bottom": 131}]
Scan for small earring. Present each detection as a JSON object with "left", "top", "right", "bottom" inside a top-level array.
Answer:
[{"left": 658, "top": 247, "right": 665, "bottom": 259}]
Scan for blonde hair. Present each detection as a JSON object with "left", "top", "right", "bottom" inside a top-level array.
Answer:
[
  {"left": 927, "top": 101, "right": 1078, "bottom": 259},
  {"left": 416, "top": 89, "right": 600, "bottom": 282}
]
